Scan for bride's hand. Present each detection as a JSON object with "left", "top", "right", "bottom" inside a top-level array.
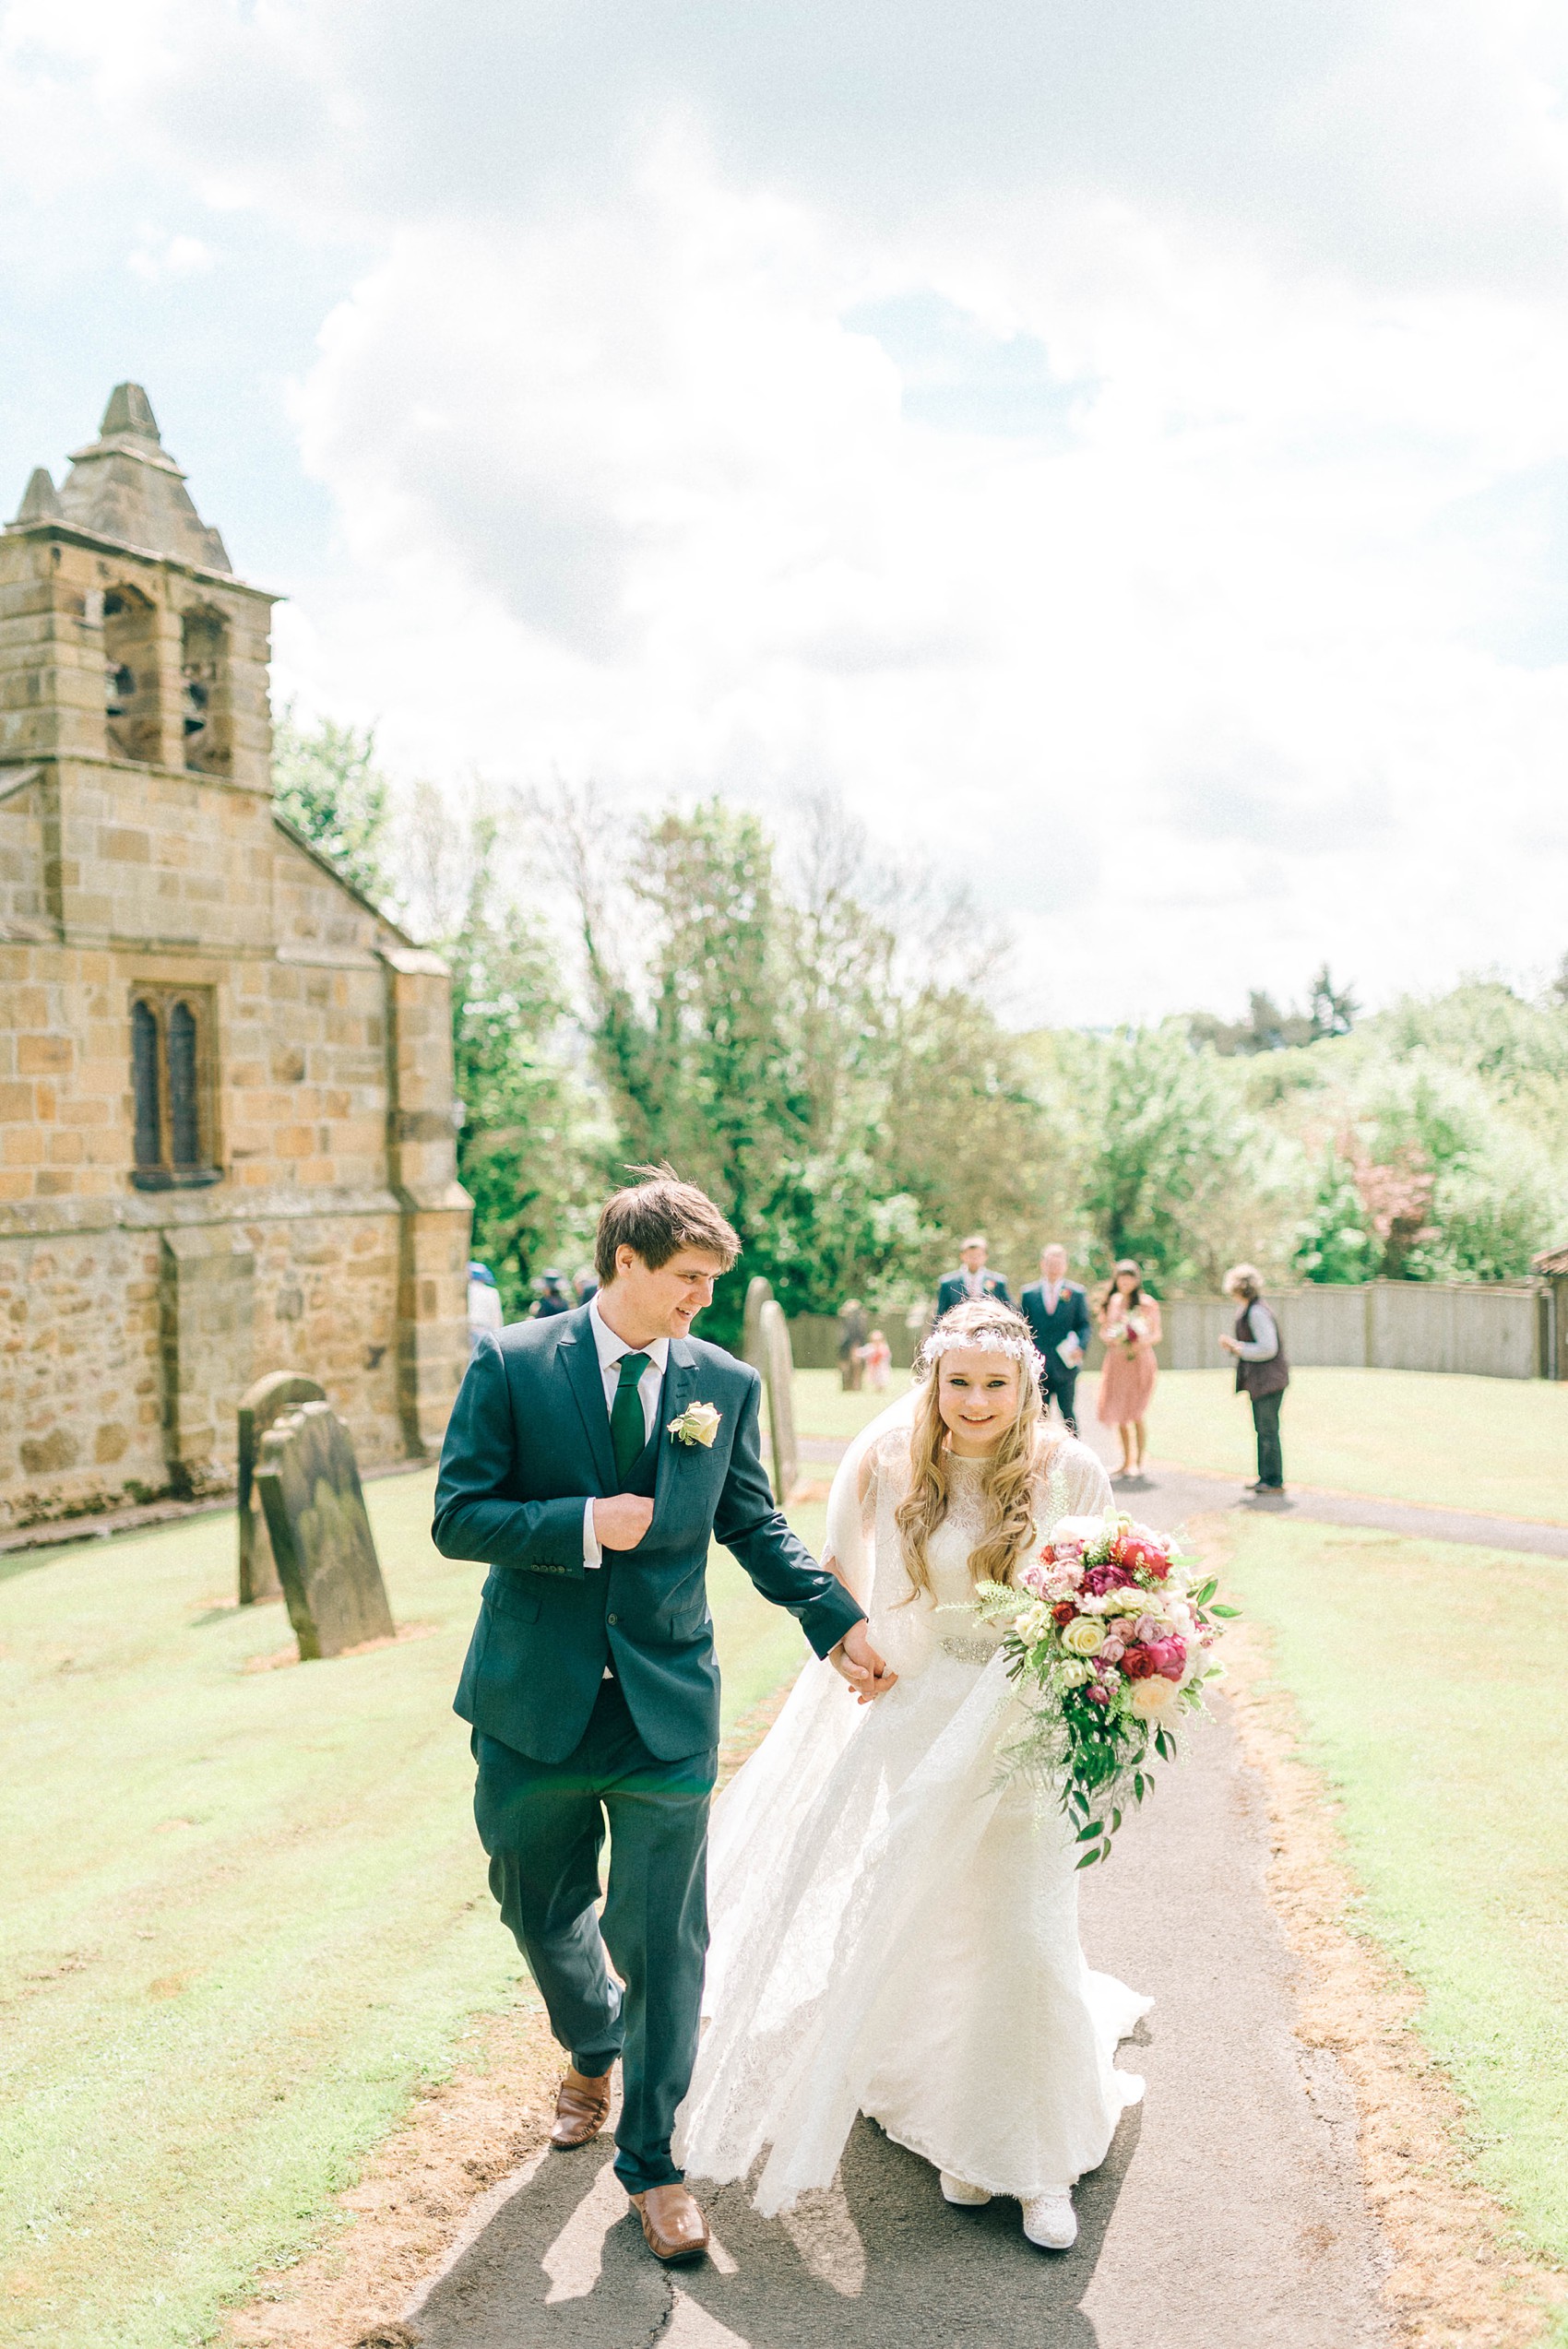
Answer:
[{"left": 831, "top": 1619, "right": 897, "bottom": 1702}]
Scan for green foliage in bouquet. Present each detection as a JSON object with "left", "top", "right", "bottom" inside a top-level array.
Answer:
[{"left": 975, "top": 1510, "right": 1239, "bottom": 1869}]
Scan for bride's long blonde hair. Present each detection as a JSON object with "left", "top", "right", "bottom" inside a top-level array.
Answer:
[{"left": 894, "top": 1298, "right": 1048, "bottom": 1600}]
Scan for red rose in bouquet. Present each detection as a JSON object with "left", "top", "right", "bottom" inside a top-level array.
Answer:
[{"left": 977, "top": 1507, "right": 1239, "bottom": 1867}]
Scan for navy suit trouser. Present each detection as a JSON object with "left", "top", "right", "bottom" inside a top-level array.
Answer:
[
  {"left": 1042, "top": 1366, "right": 1080, "bottom": 1433},
  {"left": 473, "top": 1676, "right": 717, "bottom": 2194}
]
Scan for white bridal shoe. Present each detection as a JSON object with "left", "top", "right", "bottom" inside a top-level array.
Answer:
[
  {"left": 1022, "top": 2190, "right": 1077, "bottom": 2250},
  {"left": 940, "top": 2173, "right": 992, "bottom": 2207}
]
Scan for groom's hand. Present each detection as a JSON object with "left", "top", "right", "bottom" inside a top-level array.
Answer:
[
  {"left": 831, "top": 1619, "right": 896, "bottom": 1703},
  {"left": 593, "top": 1494, "right": 656, "bottom": 1549}
]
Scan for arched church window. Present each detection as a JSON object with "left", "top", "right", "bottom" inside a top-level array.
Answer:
[
  {"left": 102, "top": 584, "right": 162, "bottom": 765},
  {"left": 131, "top": 999, "right": 161, "bottom": 1169},
  {"left": 180, "top": 609, "right": 230, "bottom": 775},
  {"left": 168, "top": 1001, "right": 201, "bottom": 1168},
  {"left": 129, "top": 986, "right": 220, "bottom": 1190}
]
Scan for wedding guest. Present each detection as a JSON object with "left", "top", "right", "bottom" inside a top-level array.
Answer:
[
  {"left": 1218, "top": 1264, "right": 1289, "bottom": 1493},
  {"left": 574, "top": 1267, "right": 600, "bottom": 1305},
  {"left": 1020, "top": 1243, "right": 1091, "bottom": 1433},
  {"left": 860, "top": 1328, "right": 893, "bottom": 1392},
  {"left": 467, "top": 1260, "right": 504, "bottom": 1358},
  {"left": 1095, "top": 1260, "right": 1161, "bottom": 1477},
  {"left": 936, "top": 1234, "right": 1013, "bottom": 1319},
  {"left": 837, "top": 1299, "right": 870, "bottom": 1392},
  {"left": 531, "top": 1269, "right": 573, "bottom": 1318}
]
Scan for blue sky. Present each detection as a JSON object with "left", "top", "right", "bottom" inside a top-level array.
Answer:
[{"left": 5, "top": 0, "right": 1568, "bottom": 1024}]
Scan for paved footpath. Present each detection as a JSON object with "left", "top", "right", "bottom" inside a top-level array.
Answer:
[
  {"left": 802, "top": 1430, "right": 1568, "bottom": 1560},
  {"left": 406, "top": 1444, "right": 1404, "bottom": 2349}
]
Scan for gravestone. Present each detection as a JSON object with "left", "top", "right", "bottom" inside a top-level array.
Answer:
[
  {"left": 758, "top": 1298, "right": 799, "bottom": 1505},
  {"left": 255, "top": 1402, "right": 395, "bottom": 1660},
  {"left": 237, "top": 1370, "right": 326, "bottom": 1603},
  {"left": 741, "top": 1274, "right": 773, "bottom": 1372}
]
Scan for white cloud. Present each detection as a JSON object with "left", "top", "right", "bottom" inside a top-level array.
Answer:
[
  {"left": 6, "top": 1, "right": 1568, "bottom": 1020},
  {"left": 126, "top": 230, "right": 213, "bottom": 282}
]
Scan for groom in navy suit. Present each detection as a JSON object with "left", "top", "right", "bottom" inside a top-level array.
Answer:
[{"left": 434, "top": 1173, "right": 886, "bottom": 2263}]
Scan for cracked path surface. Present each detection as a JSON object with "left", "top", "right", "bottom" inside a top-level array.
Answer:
[{"left": 406, "top": 1456, "right": 1392, "bottom": 2348}]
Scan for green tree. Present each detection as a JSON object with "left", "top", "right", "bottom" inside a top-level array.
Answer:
[
  {"left": 441, "top": 813, "right": 600, "bottom": 1317},
  {"left": 1037, "top": 1022, "right": 1278, "bottom": 1292},
  {"left": 1189, "top": 964, "right": 1357, "bottom": 1056},
  {"left": 270, "top": 708, "right": 394, "bottom": 908},
  {"left": 1306, "top": 963, "right": 1359, "bottom": 1040},
  {"left": 1292, "top": 1148, "right": 1374, "bottom": 1283},
  {"left": 563, "top": 793, "right": 1047, "bottom": 1339}
]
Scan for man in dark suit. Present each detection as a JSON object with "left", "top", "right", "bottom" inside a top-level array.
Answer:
[
  {"left": 1020, "top": 1242, "right": 1092, "bottom": 1433},
  {"left": 935, "top": 1233, "right": 1013, "bottom": 1320},
  {"left": 434, "top": 1174, "right": 886, "bottom": 2265}
]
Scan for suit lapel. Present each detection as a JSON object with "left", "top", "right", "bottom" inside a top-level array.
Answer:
[
  {"left": 559, "top": 1314, "right": 617, "bottom": 1492},
  {"left": 652, "top": 1343, "right": 697, "bottom": 1517}
]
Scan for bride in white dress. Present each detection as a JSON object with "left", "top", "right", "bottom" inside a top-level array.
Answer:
[{"left": 675, "top": 1297, "right": 1150, "bottom": 2250}]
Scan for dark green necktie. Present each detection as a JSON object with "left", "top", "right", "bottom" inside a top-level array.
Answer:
[{"left": 611, "top": 1352, "right": 651, "bottom": 1483}]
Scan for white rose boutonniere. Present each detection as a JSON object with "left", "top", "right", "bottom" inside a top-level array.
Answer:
[{"left": 668, "top": 1400, "right": 722, "bottom": 1449}]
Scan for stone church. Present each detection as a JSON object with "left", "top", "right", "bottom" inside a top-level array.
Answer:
[{"left": 0, "top": 384, "right": 470, "bottom": 1532}]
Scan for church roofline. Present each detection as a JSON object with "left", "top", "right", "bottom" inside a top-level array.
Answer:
[
  {"left": 269, "top": 808, "right": 429, "bottom": 955},
  {"left": 65, "top": 432, "right": 189, "bottom": 480},
  {"left": 0, "top": 513, "right": 280, "bottom": 602}
]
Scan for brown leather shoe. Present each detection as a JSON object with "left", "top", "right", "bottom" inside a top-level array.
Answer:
[
  {"left": 549, "top": 2065, "right": 613, "bottom": 2150},
  {"left": 628, "top": 2183, "right": 710, "bottom": 2263}
]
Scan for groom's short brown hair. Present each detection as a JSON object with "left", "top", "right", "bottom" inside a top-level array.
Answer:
[{"left": 595, "top": 1168, "right": 741, "bottom": 1284}]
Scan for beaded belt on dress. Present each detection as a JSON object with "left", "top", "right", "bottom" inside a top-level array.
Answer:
[{"left": 939, "top": 1634, "right": 998, "bottom": 1666}]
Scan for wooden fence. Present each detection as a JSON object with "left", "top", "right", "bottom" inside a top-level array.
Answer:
[{"left": 790, "top": 1280, "right": 1555, "bottom": 1382}]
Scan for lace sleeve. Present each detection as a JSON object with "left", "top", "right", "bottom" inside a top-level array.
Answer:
[
  {"left": 1048, "top": 1436, "right": 1113, "bottom": 1521},
  {"left": 857, "top": 1445, "right": 878, "bottom": 1540}
]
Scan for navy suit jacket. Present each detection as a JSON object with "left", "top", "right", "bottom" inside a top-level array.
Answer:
[
  {"left": 935, "top": 1269, "right": 1014, "bottom": 1319},
  {"left": 434, "top": 1307, "right": 863, "bottom": 1763},
  {"left": 1020, "top": 1279, "right": 1091, "bottom": 1377}
]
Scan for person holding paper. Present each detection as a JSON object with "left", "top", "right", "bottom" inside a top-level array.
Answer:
[{"left": 1019, "top": 1243, "right": 1091, "bottom": 1433}]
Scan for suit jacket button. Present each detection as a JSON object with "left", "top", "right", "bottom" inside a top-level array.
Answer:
[{"left": 607, "top": 1613, "right": 618, "bottom": 1625}]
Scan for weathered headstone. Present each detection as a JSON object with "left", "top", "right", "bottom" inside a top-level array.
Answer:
[
  {"left": 237, "top": 1370, "right": 326, "bottom": 1603},
  {"left": 255, "top": 1402, "right": 395, "bottom": 1660},
  {"left": 758, "top": 1298, "right": 799, "bottom": 1505},
  {"left": 742, "top": 1274, "right": 773, "bottom": 1372}
]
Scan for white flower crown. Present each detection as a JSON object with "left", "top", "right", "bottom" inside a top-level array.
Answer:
[{"left": 914, "top": 1325, "right": 1045, "bottom": 1381}]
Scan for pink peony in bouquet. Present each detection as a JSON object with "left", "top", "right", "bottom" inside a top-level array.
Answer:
[{"left": 975, "top": 1511, "right": 1238, "bottom": 1867}]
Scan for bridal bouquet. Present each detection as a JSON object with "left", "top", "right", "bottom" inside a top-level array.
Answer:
[{"left": 975, "top": 1513, "right": 1237, "bottom": 1868}]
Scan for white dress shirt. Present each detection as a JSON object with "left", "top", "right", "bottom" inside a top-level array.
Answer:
[
  {"left": 1040, "top": 1280, "right": 1063, "bottom": 1315},
  {"left": 582, "top": 1294, "right": 670, "bottom": 1567}
]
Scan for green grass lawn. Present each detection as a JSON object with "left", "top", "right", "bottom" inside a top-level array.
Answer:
[
  {"left": 1226, "top": 1515, "right": 1568, "bottom": 2284},
  {"left": 791, "top": 1366, "right": 911, "bottom": 1441},
  {"left": 0, "top": 1473, "right": 817, "bottom": 2349},
  {"left": 792, "top": 1362, "right": 1568, "bottom": 1526},
  {"left": 1079, "top": 1365, "right": 1568, "bottom": 1524}
]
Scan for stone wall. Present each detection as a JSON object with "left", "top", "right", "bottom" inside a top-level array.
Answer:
[
  {"left": 0, "top": 826, "right": 468, "bottom": 1533},
  {"left": 0, "top": 769, "right": 49, "bottom": 934},
  {"left": 0, "top": 1224, "right": 164, "bottom": 1518},
  {"left": 0, "top": 451, "right": 469, "bottom": 1533}
]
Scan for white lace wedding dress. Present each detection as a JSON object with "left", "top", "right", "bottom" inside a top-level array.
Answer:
[{"left": 674, "top": 1401, "right": 1149, "bottom": 2214}]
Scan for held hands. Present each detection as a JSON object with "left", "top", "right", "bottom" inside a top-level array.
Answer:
[
  {"left": 1217, "top": 1334, "right": 1241, "bottom": 1355},
  {"left": 831, "top": 1619, "right": 897, "bottom": 1704},
  {"left": 593, "top": 1493, "right": 656, "bottom": 1550}
]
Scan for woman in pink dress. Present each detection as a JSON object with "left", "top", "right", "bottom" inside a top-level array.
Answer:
[{"left": 1095, "top": 1259, "right": 1162, "bottom": 1477}]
